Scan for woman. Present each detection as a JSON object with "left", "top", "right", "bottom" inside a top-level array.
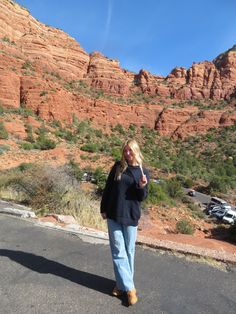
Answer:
[{"left": 100, "top": 139, "right": 149, "bottom": 306}]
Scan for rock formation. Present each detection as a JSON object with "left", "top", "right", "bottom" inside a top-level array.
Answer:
[{"left": 0, "top": 0, "right": 235, "bottom": 138}]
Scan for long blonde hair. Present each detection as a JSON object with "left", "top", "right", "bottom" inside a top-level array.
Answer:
[{"left": 115, "top": 139, "right": 144, "bottom": 180}]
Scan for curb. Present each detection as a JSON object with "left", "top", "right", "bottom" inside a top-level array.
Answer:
[{"left": 136, "top": 236, "right": 236, "bottom": 265}]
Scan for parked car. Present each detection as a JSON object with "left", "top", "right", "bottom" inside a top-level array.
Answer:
[
  {"left": 206, "top": 197, "right": 231, "bottom": 212},
  {"left": 208, "top": 205, "right": 221, "bottom": 215},
  {"left": 212, "top": 208, "right": 229, "bottom": 220},
  {"left": 188, "top": 189, "right": 196, "bottom": 197},
  {"left": 222, "top": 210, "right": 236, "bottom": 224},
  {"left": 207, "top": 203, "right": 231, "bottom": 216},
  {"left": 81, "top": 172, "right": 95, "bottom": 182},
  {"left": 207, "top": 204, "right": 221, "bottom": 215}
]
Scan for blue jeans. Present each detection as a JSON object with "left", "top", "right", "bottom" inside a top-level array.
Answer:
[{"left": 107, "top": 218, "right": 137, "bottom": 292}]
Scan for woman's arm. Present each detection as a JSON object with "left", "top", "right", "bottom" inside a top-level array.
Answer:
[
  {"left": 100, "top": 162, "right": 118, "bottom": 214},
  {"left": 136, "top": 168, "right": 150, "bottom": 202}
]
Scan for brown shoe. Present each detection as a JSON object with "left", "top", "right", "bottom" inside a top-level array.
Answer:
[
  {"left": 127, "top": 288, "right": 138, "bottom": 306},
  {"left": 112, "top": 286, "right": 124, "bottom": 297}
]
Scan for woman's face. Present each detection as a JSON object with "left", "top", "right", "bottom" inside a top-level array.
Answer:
[{"left": 123, "top": 145, "right": 135, "bottom": 164}]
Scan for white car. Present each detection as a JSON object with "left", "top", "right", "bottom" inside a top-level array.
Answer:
[{"left": 222, "top": 210, "right": 236, "bottom": 224}]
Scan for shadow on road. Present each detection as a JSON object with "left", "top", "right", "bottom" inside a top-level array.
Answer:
[{"left": 0, "top": 249, "right": 115, "bottom": 295}]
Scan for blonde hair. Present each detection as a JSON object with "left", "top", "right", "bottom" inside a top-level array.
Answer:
[{"left": 115, "top": 139, "right": 144, "bottom": 180}]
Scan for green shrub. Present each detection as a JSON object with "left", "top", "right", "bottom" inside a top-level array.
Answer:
[
  {"left": 0, "top": 122, "right": 8, "bottom": 139},
  {"left": 93, "top": 167, "right": 107, "bottom": 193},
  {"left": 176, "top": 175, "right": 193, "bottom": 188},
  {"left": 128, "top": 124, "right": 136, "bottom": 132},
  {"left": 165, "top": 178, "right": 183, "bottom": 198},
  {"left": 0, "top": 105, "right": 5, "bottom": 115},
  {"left": 176, "top": 219, "right": 194, "bottom": 235},
  {"left": 112, "top": 124, "right": 125, "bottom": 135},
  {"left": 187, "top": 203, "right": 206, "bottom": 219},
  {"left": 80, "top": 143, "right": 99, "bottom": 153},
  {"left": 146, "top": 181, "right": 172, "bottom": 206},
  {"left": 36, "top": 125, "right": 49, "bottom": 136},
  {"left": 12, "top": 107, "right": 34, "bottom": 117},
  {"left": 0, "top": 144, "right": 10, "bottom": 155},
  {"left": 111, "top": 148, "right": 121, "bottom": 160},
  {"left": 50, "top": 120, "right": 62, "bottom": 128},
  {"left": 21, "top": 60, "right": 34, "bottom": 71},
  {"left": 208, "top": 175, "right": 228, "bottom": 193},
  {"left": 1, "top": 36, "right": 15, "bottom": 45},
  {"left": 17, "top": 163, "right": 34, "bottom": 172},
  {"left": 2, "top": 36, "right": 11, "bottom": 43},
  {"left": 76, "top": 120, "right": 90, "bottom": 135},
  {"left": 37, "top": 137, "right": 56, "bottom": 150},
  {"left": 25, "top": 123, "right": 34, "bottom": 143},
  {"left": 20, "top": 142, "right": 34, "bottom": 150},
  {"left": 55, "top": 128, "right": 77, "bottom": 142},
  {"left": 68, "top": 160, "right": 83, "bottom": 181}
]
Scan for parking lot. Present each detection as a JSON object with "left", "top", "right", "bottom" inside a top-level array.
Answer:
[{"left": 205, "top": 197, "right": 236, "bottom": 224}]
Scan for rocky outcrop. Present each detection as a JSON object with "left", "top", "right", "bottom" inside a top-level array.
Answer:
[
  {"left": 86, "top": 52, "right": 131, "bottom": 95},
  {"left": 155, "top": 107, "right": 236, "bottom": 138},
  {"left": 0, "top": 0, "right": 235, "bottom": 139}
]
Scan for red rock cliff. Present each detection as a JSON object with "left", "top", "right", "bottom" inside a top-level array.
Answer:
[{"left": 0, "top": 0, "right": 235, "bottom": 138}]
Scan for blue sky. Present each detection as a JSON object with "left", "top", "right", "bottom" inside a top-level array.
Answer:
[{"left": 15, "top": 0, "right": 236, "bottom": 76}]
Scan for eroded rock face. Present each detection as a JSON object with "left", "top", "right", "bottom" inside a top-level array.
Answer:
[
  {"left": 86, "top": 52, "right": 131, "bottom": 95},
  {"left": 0, "top": 0, "right": 235, "bottom": 139},
  {"left": 155, "top": 107, "right": 236, "bottom": 138}
]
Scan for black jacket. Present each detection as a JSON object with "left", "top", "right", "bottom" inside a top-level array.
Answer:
[{"left": 100, "top": 161, "right": 149, "bottom": 226}]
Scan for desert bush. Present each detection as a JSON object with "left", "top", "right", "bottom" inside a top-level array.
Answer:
[
  {"left": 50, "top": 120, "right": 62, "bottom": 128},
  {"left": 0, "top": 122, "right": 8, "bottom": 139},
  {"left": 17, "top": 163, "right": 34, "bottom": 172},
  {"left": 0, "top": 144, "right": 10, "bottom": 155},
  {"left": 208, "top": 175, "right": 229, "bottom": 193},
  {"left": 112, "top": 123, "right": 125, "bottom": 135},
  {"left": 25, "top": 123, "right": 34, "bottom": 143},
  {"left": 76, "top": 120, "right": 91, "bottom": 135},
  {"left": 145, "top": 181, "right": 173, "bottom": 206},
  {"left": 187, "top": 203, "right": 206, "bottom": 219},
  {"left": 176, "top": 219, "right": 194, "bottom": 235},
  {"left": 0, "top": 164, "right": 106, "bottom": 230},
  {"left": 20, "top": 142, "right": 34, "bottom": 150},
  {"left": 93, "top": 167, "right": 108, "bottom": 194},
  {"left": 0, "top": 105, "right": 5, "bottom": 115},
  {"left": 64, "top": 189, "right": 106, "bottom": 230},
  {"left": 21, "top": 60, "right": 34, "bottom": 71},
  {"left": 55, "top": 128, "right": 77, "bottom": 142},
  {"left": 37, "top": 136, "right": 56, "bottom": 150},
  {"left": 10, "top": 107, "right": 34, "bottom": 117},
  {"left": 80, "top": 143, "right": 99, "bottom": 153},
  {"left": 165, "top": 178, "right": 183, "bottom": 198},
  {"left": 176, "top": 175, "right": 193, "bottom": 188},
  {"left": 111, "top": 147, "right": 121, "bottom": 160},
  {"left": 68, "top": 160, "right": 83, "bottom": 181}
]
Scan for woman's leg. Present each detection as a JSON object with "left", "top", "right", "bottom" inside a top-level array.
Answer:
[
  {"left": 122, "top": 224, "right": 137, "bottom": 279},
  {"left": 107, "top": 219, "right": 135, "bottom": 292}
]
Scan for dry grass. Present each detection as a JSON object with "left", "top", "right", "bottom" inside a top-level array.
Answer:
[
  {"left": 61, "top": 190, "right": 107, "bottom": 231},
  {"left": 0, "top": 163, "right": 107, "bottom": 231}
]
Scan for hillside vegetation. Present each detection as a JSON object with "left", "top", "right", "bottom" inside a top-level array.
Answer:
[{"left": 0, "top": 106, "right": 236, "bottom": 239}]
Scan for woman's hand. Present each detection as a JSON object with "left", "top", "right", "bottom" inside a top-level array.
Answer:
[
  {"left": 139, "top": 175, "right": 148, "bottom": 188},
  {"left": 101, "top": 212, "right": 107, "bottom": 220}
]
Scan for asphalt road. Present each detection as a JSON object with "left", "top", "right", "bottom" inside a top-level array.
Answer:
[
  {"left": 183, "top": 188, "right": 211, "bottom": 206},
  {"left": 184, "top": 189, "right": 236, "bottom": 212},
  {"left": 1, "top": 215, "right": 236, "bottom": 314}
]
